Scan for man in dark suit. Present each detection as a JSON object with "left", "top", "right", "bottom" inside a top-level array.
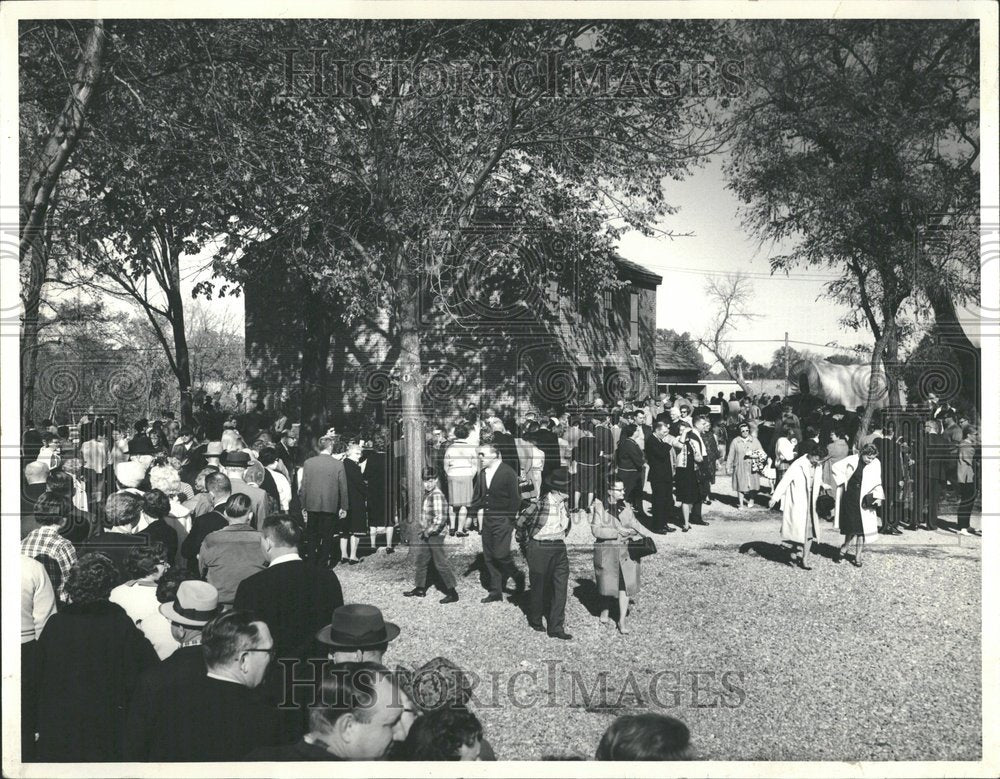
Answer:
[
  {"left": 593, "top": 413, "right": 615, "bottom": 461},
  {"left": 429, "top": 426, "right": 450, "bottom": 501},
  {"left": 180, "top": 472, "right": 232, "bottom": 574},
  {"left": 235, "top": 514, "right": 345, "bottom": 743},
  {"left": 875, "top": 435, "right": 903, "bottom": 535},
  {"left": 918, "top": 420, "right": 948, "bottom": 530},
  {"left": 632, "top": 409, "right": 652, "bottom": 440},
  {"left": 470, "top": 443, "right": 525, "bottom": 603},
  {"left": 128, "top": 419, "right": 154, "bottom": 459},
  {"left": 299, "top": 435, "right": 349, "bottom": 567},
  {"left": 532, "top": 419, "right": 561, "bottom": 480},
  {"left": 645, "top": 420, "right": 680, "bottom": 532},
  {"left": 143, "top": 610, "right": 280, "bottom": 761},
  {"left": 21, "top": 461, "right": 49, "bottom": 539},
  {"left": 23, "top": 418, "right": 44, "bottom": 466},
  {"left": 124, "top": 580, "right": 221, "bottom": 760},
  {"left": 234, "top": 515, "right": 344, "bottom": 662},
  {"left": 488, "top": 417, "right": 521, "bottom": 476},
  {"left": 220, "top": 451, "right": 269, "bottom": 529}
]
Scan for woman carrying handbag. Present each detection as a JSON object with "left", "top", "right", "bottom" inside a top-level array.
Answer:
[{"left": 589, "top": 480, "right": 662, "bottom": 635}]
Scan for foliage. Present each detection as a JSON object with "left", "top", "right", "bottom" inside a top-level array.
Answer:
[
  {"left": 656, "top": 328, "right": 709, "bottom": 377},
  {"left": 725, "top": 19, "right": 979, "bottom": 422}
]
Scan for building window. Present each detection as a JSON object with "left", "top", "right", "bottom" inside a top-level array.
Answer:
[
  {"left": 629, "top": 291, "right": 640, "bottom": 353},
  {"left": 604, "top": 289, "right": 614, "bottom": 327},
  {"left": 577, "top": 366, "right": 591, "bottom": 403},
  {"left": 630, "top": 366, "right": 642, "bottom": 398},
  {"left": 603, "top": 366, "right": 621, "bottom": 401}
]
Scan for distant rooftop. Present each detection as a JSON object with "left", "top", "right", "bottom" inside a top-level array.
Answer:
[
  {"left": 614, "top": 255, "right": 662, "bottom": 286},
  {"left": 656, "top": 342, "right": 702, "bottom": 373}
]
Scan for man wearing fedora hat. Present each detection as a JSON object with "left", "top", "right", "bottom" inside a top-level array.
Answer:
[
  {"left": 317, "top": 604, "right": 400, "bottom": 664},
  {"left": 124, "top": 580, "right": 222, "bottom": 760},
  {"left": 203, "top": 439, "right": 225, "bottom": 468},
  {"left": 220, "top": 450, "right": 269, "bottom": 529},
  {"left": 470, "top": 443, "right": 526, "bottom": 604},
  {"left": 524, "top": 467, "right": 574, "bottom": 640}
]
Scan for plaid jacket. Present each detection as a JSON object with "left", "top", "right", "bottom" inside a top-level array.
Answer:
[
  {"left": 419, "top": 486, "right": 449, "bottom": 536},
  {"left": 21, "top": 525, "right": 77, "bottom": 601}
]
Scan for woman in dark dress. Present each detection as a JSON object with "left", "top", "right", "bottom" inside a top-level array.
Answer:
[
  {"left": 571, "top": 419, "right": 600, "bottom": 512},
  {"left": 614, "top": 423, "right": 645, "bottom": 519},
  {"left": 34, "top": 553, "right": 158, "bottom": 762},
  {"left": 363, "top": 429, "right": 395, "bottom": 554},
  {"left": 673, "top": 418, "right": 708, "bottom": 532},
  {"left": 342, "top": 441, "right": 369, "bottom": 564},
  {"left": 834, "top": 444, "right": 883, "bottom": 568}
]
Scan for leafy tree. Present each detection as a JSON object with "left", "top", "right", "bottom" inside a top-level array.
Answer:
[
  {"left": 726, "top": 20, "right": 979, "bottom": 440},
  {"left": 656, "top": 328, "right": 709, "bottom": 377},
  {"left": 19, "top": 20, "right": 106, "bottom": 423},
  {"left": 769, "top": 345, "right": 801, "bottom": 380},
  {"left": 178, "top": 20, "right": 728, "bottom": 533}
]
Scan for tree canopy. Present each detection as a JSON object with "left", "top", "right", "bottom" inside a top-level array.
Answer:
[{"left": 725, "top": 19, "right": 979, "bottom": 424}]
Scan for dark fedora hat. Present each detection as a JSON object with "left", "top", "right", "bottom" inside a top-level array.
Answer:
[
  {"left": 219, "top": 450, "right": 251, "bottom": 467},
  {"left": 127, "top": 439, "right": 155, "bottom": 456},
  {"left": 545, "top": 467, "right": 570, "bottom": 493},
  {"left": 316, "top": 604, "right": 400, "bottom": 649}
]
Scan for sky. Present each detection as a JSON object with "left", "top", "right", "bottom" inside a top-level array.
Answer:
[
  {"left": 617, "top": 154, "right": 865, "bottom": 368},
  {"left": 177, "top": 152, "right": 867, "bottom": 369}
]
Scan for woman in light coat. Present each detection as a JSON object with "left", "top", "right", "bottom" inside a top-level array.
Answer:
[
  {"left": 832, "top": 443, "right": 884, "bottom": 567},
  {"left": 590, "top": 480, "right": 660, "bottom": 635},
  {"left": 769, "top": 447, "right": 827, "bottom": 570},
  {"left": 726, "top": 422, "right": 766, "bottom": 508}
]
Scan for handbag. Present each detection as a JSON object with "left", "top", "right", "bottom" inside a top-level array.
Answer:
[{"left": 627, "top": 536, "right": 657, "bottom": 561}]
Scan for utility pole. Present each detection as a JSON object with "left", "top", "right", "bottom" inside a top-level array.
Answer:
[{"left": 784, "top": 331, "right": 790, "bottom": 396}]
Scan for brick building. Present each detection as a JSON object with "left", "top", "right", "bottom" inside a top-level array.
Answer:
[{"left": 245, "top": 254, "right": 661, "bottom": 432}]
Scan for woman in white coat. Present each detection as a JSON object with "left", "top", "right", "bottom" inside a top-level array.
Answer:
[
  {"left": 769, "top": 447, "right": 827, "bottom": 570},
  {"left": 831, "top": 443, "right": 884, "bottom": 568}
]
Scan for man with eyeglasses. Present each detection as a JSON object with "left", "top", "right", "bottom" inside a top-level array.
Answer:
[
  {"left": 470, "top": 443, "right": 525, "bottom": 603},
  {"left": 142, "top": 610, "right": 281, "bottom": 761}
]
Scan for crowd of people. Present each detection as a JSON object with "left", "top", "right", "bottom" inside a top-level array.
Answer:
[{"left": 18, "top": 386, "right": 979, "bottom": 762}]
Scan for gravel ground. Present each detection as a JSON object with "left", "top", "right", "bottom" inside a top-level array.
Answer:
[{"left": 341, "top": 477, "right": 982, "bottom": 761}]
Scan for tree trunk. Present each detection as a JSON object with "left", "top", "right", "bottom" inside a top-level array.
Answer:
[
  {"left": 856, "top": 326, "right": 892, "bottom": 449},
  {"left": 21, "top": 240, "right": 47, "bottom": 424},
  {"left": 701, "top": 342, "right": 754, "bottom": 396},
  {"left": 19, "top": 20, "right": 105, "bottom": 425},
  {"left": 298, "top": 300, "right": 332, "bottom": 453},
  {"left": 881, "top": 316, "right": 902, "bottom": 409},
  {"left": 924, "top": 284, "right": 980, "bottom": 416},
  {"left": 165, "top": 263, "right": 194, "bottom": 427},
  {"left": 397, "top": 271, "right": 424, "bottom": 547}
]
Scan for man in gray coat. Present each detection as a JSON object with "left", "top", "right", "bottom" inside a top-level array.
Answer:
[{"left": 299, "top": 435, "right": 349, "bottom": 567}]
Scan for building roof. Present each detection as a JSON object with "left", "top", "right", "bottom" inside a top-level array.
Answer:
[
  {"left": 614, "top": 255, "right": 662, "bottom": 286},
  {"left": 656, "top": 343, "right": 703, "bottom": 374}
]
